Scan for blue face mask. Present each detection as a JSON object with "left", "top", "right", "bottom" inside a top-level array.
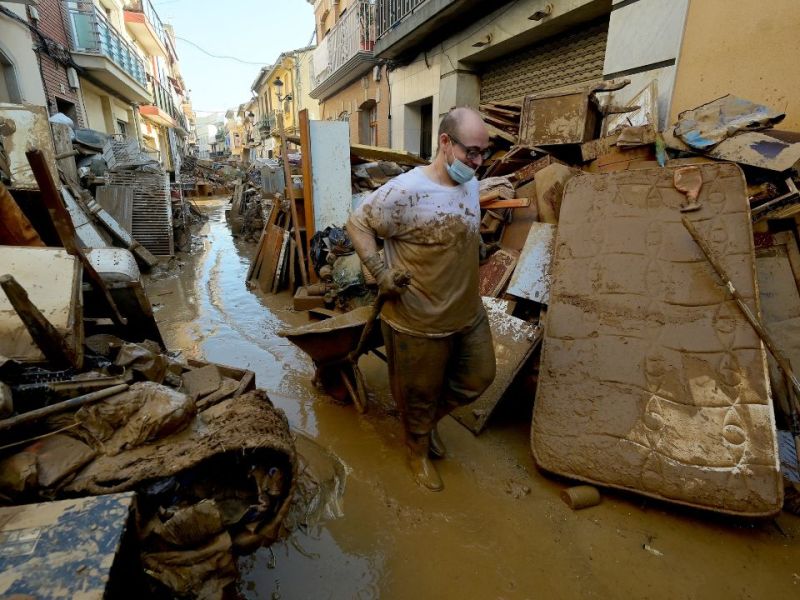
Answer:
[{"left": 446, "top": 146, "right": 475, "bottom": 184}]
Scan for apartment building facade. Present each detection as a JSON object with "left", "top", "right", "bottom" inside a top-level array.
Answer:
[
  {"left": 307, "top": 0, "right": 390, "bottom": 148},
  {"left": 373, "top": 0, "right": 800, "bottom": 155},
  {"left": 249, "top": 46, "right": 316, "bottom": 160},
  {"left": 58, "top": 0, "right": 193, "bottom": 172}
]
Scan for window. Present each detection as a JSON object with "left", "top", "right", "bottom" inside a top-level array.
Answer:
[
  {"left": 0, "top": 48, "right": 21, "bottom": 104},
  {"left": 56, "top": 98, "right": 78, "bottom": 124},
  {"left": 116, "top": 119, "right": 128, "bottom": 137}
]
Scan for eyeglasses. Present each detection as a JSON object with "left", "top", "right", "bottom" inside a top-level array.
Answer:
[{"left": 448, "top": 134, "right": 492, "bottom": 162}]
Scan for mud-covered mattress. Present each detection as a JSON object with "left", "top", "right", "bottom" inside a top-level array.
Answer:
[{"left": 531, "top": 164, "right": 783, "bottom": 516}]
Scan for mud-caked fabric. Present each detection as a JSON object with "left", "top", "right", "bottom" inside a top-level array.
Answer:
[
  {"left": 350, "top": 167, "right": 482, "bottom": 336},
  {"left": 381, "top": 310, "right": 496, "bottom": 436}
]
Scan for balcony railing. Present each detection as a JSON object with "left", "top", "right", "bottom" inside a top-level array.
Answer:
[
  {"left": 312, "top": 0, "right": 377, "bottom": 91},
  {"left": 63, "top": 1, "right": 147, "bottom": 87},
  {"left": 125, "top": 0, "right": 167, "bottom": 47},
  {"left": 376, "top": 0, "right": 427, "bottom": 39},
  {"left": 151, "top": 80, "right": 184, "bottom": 126}
]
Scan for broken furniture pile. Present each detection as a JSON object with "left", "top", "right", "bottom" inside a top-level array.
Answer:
[
  {"left": 0, "top": 103, "right": 297, "bottom": 598},
  {"left": 281, "top": 84, "right": 800, "bottom": 518},
  {"left": 469, "top": 84, "right": 800, "bottom": 517}
]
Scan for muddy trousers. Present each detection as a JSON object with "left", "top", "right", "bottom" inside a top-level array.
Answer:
[{"left": 381, "top": 311, "right": 496, "bottom": 438}]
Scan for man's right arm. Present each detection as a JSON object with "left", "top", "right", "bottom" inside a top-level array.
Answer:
[
  {"left": 346, "top": 195, "right": 407, "bottom": 298},
  {"left": 346, "top": 218, "right": 379, "bottom": 264}
]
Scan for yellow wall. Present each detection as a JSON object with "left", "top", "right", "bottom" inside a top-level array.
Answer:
[
  {"left": 670, "top": 0, "right": 800, "bottom": 130},
  {"left": 81, "top": 79, "right": 134, "bottom": 134},
  {"left": 81, "top": 80, "right": 106, "bottom": 132}
]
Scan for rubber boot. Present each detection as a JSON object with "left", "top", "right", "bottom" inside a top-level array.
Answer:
[
  {"left": 407, "top": 434, "right": 444, "bottom": 492},
  {"left": 429, "top": 425, "right": 447, "bottom": 459}
]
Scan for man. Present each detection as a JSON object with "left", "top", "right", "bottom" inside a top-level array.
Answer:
[{"left": 347, "top": 107, "right": 496, "bottom": 491}]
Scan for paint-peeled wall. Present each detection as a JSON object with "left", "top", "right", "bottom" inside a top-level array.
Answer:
[{"left": 670, "top": 0, "right": 800, "bottom": 130}]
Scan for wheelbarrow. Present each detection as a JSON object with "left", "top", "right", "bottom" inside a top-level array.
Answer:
[{"left": 278, "top": 305, "right": 387, "bottom": 412}]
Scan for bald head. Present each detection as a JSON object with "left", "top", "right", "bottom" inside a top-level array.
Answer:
[
  {"left": 436, "top": 106, "right": 489, "bottom": 168},
  {"left": 438, "top": 107, "right": 487, "bottom": 146}
]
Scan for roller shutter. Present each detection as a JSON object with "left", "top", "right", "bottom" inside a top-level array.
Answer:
[{"left": 480, "top": 18, "right": 609, "bottom": 103}]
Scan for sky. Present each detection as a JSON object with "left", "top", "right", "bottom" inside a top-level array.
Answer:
[{"left": 153, "top": 0, "right": 316, "bottom": 116}]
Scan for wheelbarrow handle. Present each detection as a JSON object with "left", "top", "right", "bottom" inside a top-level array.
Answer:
[{"left": 349, "top": 270, "right": 412, "bottom": 362}]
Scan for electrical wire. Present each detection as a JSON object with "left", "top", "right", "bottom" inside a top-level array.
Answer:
[{"left": 174, "top": 36, "right": 272, "bottom": 66}]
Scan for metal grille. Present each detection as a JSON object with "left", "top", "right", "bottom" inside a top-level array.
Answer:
[
  {"left": 376, "top": 0, "right": 428, "bottom": 39},
  {"left": 107, "top": 169, "right": 173, "bottom": 256},
  {"left": 480, "top": 19, "right": 609, "bottom": 104}
]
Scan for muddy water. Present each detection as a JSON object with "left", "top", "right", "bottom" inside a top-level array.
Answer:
[{"left": 146, "top": 199, "right": 800, "bottom": 599}]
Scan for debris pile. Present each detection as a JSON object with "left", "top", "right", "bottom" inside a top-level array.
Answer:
[
  {"left": 0, "top": 102, "right": 298, "bottom": 597},
  {"left": 274, "top": 86, "right": 800, "bottom": 517}
]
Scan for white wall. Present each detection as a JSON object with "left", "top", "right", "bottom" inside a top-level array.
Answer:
[
  {"left": 0, "top": 8, "right": 47, "bottom": 106},
  {"left": 389, "top": 53, "right": 441, "bottom": 152},
  {"left": 601, "top": 0, "right": 689, "bottom": 129}
]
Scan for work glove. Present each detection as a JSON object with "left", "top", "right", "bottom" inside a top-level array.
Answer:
[{"left": 362, "top": 253, "right": 411, "bottom": 298}]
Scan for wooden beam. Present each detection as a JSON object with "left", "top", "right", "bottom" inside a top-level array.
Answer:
[
  {"left": 0, "top": 384, "right": 128, "bottom": 433},
  {"left": 298, "top": 109, "right": 318, "bottom": 283}
]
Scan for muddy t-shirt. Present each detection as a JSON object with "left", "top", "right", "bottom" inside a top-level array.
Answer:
[{"left": 350, "top": 167, "right": 482, "bottom": 336}]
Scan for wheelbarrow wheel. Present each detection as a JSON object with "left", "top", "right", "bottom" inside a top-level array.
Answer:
[
  {"left": 315, "top": 365, "right": 351, "bottom": 404},
  {"left": 352, "top": 364, "right": 369, "bottom": 414},
  {"left": 340, "top": 366, "right": 367, "bottom": 414}
]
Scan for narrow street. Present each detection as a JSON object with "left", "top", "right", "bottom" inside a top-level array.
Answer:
[{"left": 146, "top": 200, "right": 800, "bottom": 599}]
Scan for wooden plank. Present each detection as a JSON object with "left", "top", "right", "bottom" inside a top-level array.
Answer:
[
  {"left": 299, "top": 109, "right": 318, "bottom": 284},
  {"left": 480, "top": 198, "right": 532, "bottom": 209},
  {"left": 257, "top": 225, "right": 287, "bottom": 293},
  {"left": 289, "top": 238, "right": 297, "bottom": 294},
  {"left": 51, "top": 122, "right": 79, "bottom": 185},
  {"left": 350, "top": 143, "right": 428, "bottom": 166},
  {"left": 272, "top": 230, "right": 290, "bottom": 294},
  {"left": 481, "top": 112, "right": 519, "bottom": 131},
  {"left": 247, "top": 195, "right": 280, "bottom": 284},
  {"left": 485, "top": 123, "right": 517, "bottom": 144},
  {"left": 451, "top": 298, "right": 541, "bottom": 434},
  {"left": 479, "top": 104, "right": 521, "bottom": 118}
]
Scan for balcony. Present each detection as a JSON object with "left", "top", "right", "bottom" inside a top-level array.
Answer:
[
  {"left": 310, "top": 0, "right": 378, "bottom": 100},
  {"left": 63, "top": 1, "right": 151, "bottom": 103},
  {"left": 124, "top": 0, "right": 168, "bottom": 57},
  {"left": 374, "top": 0, "right": 514, "bottom": 60},
  {"left": 140, "top": 80, "right": 187, "bottom": 134}
]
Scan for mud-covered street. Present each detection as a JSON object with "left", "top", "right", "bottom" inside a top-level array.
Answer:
[{"left": 145, "top": 200, "right": 800, "bottom": 599}]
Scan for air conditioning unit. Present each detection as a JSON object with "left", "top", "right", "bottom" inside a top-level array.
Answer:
[{"left": 67, "top": 67, "right": 80, "bottom": 90}]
